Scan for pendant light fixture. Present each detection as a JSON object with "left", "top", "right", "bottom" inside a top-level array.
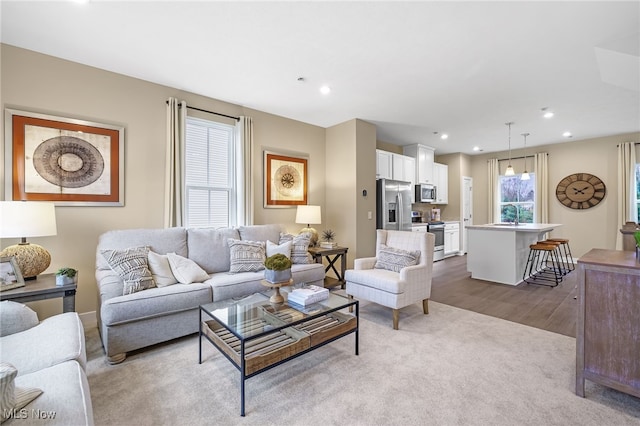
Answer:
[
  {"left": 521, "top": 132, "right": 530, "bottom": 181},
  {"left": 505, "top": 122, "right": 515, "bottom": 176}
]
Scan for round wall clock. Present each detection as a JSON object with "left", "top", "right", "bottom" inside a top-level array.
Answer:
[{"left": 555, "top": 173, "right": 606, "bottom": 209}]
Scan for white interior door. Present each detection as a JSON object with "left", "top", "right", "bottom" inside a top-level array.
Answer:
[{"left": 462, "top": 176, "right": 473, "bottom": 254}]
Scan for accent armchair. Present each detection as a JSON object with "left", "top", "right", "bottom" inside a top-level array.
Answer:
[{"left": 345, "top": 230, "right": 435, "bottom": 330}]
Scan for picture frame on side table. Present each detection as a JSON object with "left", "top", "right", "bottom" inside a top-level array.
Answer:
[
  {"left": 4, "top": 108, "right": 125, "bottom": 206},
  {"left": 0, "top": 257, "right": 25, "bottom": 292},
  {"left": 263, "top": 150, "right": 308, "bottom": 207}
]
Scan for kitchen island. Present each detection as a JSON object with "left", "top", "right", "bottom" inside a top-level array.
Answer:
[{"left": 467, "top": 223, "right": 562, "bottom": 285}]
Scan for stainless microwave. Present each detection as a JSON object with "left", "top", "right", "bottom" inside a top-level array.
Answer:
[{"left": 415, "top": 184, "right": 436, "bottom": 203}]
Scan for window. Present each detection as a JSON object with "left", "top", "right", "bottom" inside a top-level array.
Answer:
[
  {"left": 499, "top": 174, "right": 535, "bottom": 223},
  {"left": 185, "top": 116, "right": 236, "bottom": 228}
]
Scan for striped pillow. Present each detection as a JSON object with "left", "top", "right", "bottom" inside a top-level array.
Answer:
[
  {"left": 101, "top": 246, "right": 156, "bottom": 295},
  {"left": 279, "top": 233, "right": 311, "bottom": 264},
  {"left": 0, "top": 363, "right": 42, "bottom": 423},
  {"left": 374, "top": 244, "right": 420, "bottom": 272},
  {"left": 228, "top": 239, "right": 266, "bottom": 273}
]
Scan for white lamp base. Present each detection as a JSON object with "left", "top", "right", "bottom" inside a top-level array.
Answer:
[{"left": 0, "top": 243, "right": 51, "bottom": 280}]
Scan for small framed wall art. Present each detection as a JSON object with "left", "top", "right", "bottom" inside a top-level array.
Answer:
[
  {"left": 4, "top": 108, "right": 125, "bottom": 206},
  {"left": 0, "top": 256, "right": 25, "bottom": 292},
  {"left": 263, "top": 150, "right": 308, "bottom": 207}
]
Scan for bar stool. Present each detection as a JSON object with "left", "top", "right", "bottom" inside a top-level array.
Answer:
[
  {"left": 545, "top": 238, "right": 574, "bottom": 273},
  {"left": 523, "top": 242, "right": 562, "bottom": 287},
  {"left": 539, "top": 239, "right": 568, "bottom": 276}
]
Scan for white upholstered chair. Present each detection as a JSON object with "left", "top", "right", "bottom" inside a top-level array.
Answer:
[{"left": 345, "top": 230, "right": 435, "bottom": 330}]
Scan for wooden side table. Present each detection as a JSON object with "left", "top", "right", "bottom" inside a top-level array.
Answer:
[
  {"left": 0, "top": 273, "right": 77, "bottom": 313},
  {"left": 307, "top": 246, "right": 348, "bottom": 288}
]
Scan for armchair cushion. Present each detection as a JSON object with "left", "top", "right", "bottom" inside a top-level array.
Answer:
[
  {"left": 0, "top": 302, "right": 39, "bottom": 337},
  {"left": 374, "top": 244, "right": 420, "bottom": 272}
]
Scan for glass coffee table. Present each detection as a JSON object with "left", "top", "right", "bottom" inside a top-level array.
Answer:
[{"left": 199, "top": 287, "right": 359, "bottom": 416}]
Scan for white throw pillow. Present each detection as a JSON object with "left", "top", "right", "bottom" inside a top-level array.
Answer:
[
  {"left": 148, "top": 251, "right": 178, "bottom": 287},
  {"left": 0, "top": 363, "right": 42, "bottom": 424},
  {"left": 266, "top": 240, "right": 292, "bottom": 258},
  {"left": 374, "top": 244, "right": 420, "bottom": 273},
  {"left": 167, "top": 253, "right": 209, "bottom": 284}
]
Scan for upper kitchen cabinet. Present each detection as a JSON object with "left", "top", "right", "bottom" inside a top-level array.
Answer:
[
  {"left": 403, "top": 144, "right": 435, "bottom": 184},
  {"left": 376, "top": 149, "right": 393, "bottom": 180},
  {"left": 392, "top": 154, "right": 415, "bottom": 184},
  {"left": 433, "top": 162, "right": 448, "bottom": 204}
]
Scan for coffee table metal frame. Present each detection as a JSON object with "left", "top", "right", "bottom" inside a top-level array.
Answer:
[{"left": 199, "top": 289, "right": 359, "bottom": 416}]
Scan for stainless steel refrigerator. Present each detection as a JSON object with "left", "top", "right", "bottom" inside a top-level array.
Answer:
[{"left": 376, "top": 178, "right": 412, "bottom": 231}]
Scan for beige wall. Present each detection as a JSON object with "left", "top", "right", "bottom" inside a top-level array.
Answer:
[
  {"left": 355, "top": 120, "right": 377, "bottom": 259},
  {"left": 470, "top": 132, "right": 640, "bottom": 258},
  {"left": 1, "top": 44, "right": 327, "bottom": 319}
]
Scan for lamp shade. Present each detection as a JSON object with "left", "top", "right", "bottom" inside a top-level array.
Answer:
[
  {"left": 295, "top": 205, "right": 321, "bottom": 225},
  {"left": 0, "top": 201, "right": 57, "bottom": 238},
  {"left": 0, "top": 202, "right": 57, "bottom": 280}
]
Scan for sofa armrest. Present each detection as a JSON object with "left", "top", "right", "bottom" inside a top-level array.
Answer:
[
  {"left": 0, "top": 301, "right": 39, "bottom": 337},
  {"left": 354, "top": 257, "right": 377, "bottom": 270}
]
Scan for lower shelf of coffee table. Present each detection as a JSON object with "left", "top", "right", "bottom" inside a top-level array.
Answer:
[{"left": 202, "top": 309, "right": 356, "bottom": 375}]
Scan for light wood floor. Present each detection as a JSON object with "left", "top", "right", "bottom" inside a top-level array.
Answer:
[{"left": 430, "top": 254, "right": 577, "bottom": 337}]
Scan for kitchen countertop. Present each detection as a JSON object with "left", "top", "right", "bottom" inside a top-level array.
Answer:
[{"left": 466, "top": 223, "right": 561, "bottom": 232}]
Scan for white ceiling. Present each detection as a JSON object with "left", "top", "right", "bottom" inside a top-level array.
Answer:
[{"left": 1, "top": 1, "right": 639, "bottom": 155}]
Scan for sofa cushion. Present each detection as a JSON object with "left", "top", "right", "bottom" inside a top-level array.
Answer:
[
  {"left": 279, "top": 233, "right": 311, "bottom": 264},
  {"left": 0, "top": 362, "right": 42, "bottom": 424},
  {"left": 228, "top": 239, "right": 265, "bottom": 273},
  {"left": 101, "top": 246, "right": 156, "bottom": 295},
  {"left": 187, "top": 227, "right": 240, "bottom": 273},
  {"left": 167, "top": 253, "right": 209, "bottom": 284},
  {"left": 100, "top": 284, "right": 211, "bottom": 326},
  {"left": 0, "top": 313, "right": 86, "bottom": 376},
  {"left": 374, "top": 244, "right": 420, "bottom": 273},
  {"left": 14, "top": 361, "right": 93, "bottom": 426},
  {"left": 0, "top": 302, "right": 38, "bottom": 337},
  {"left": 237, "top": 224, "right": 283, "bottom": 244},
  {"left": 266, "top": 240, "right": 292, "bottom": 258},
  {"left": 147, "top": 251, "right": 178, "bottom": 287},
  {"left": 345, "top": 268, "right": 406, "bottom": 294}
]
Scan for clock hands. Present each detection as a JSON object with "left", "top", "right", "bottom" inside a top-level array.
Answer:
[{"left": 572, "top": 186, "right": 590, "bottom": 195}]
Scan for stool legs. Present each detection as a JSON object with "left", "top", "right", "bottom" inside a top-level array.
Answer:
[{"left": 523, "top": 243, "right": 562, "bottom": 287}]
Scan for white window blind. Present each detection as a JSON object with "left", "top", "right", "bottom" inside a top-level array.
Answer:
[{"left": 185, "top": 117, "right": 235, "bottom": 228}]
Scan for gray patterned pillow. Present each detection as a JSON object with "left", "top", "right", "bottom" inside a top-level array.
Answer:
[
  {"left": 228, "top": 239, "right": 265, "bottom": 273},
  {"left": 279, "top": 233, "right": 311, "bottom": 264},
  {"left": 374, "top": 244, "right": 420, "bottom": 272},
  {"left": 101, "top": 246, "right": 156, "bottom": 295},
  {"left": 0, "top": 362, "right": 42, "bottom": 423}
]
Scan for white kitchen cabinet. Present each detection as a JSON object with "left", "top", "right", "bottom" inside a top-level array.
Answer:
[
  {"left": 376, "top": 150, "right": 393, "bottom": 180},
  {"left": 433, "top": 162, "right": 448, "bottom": 204},
  {"left": 403, "top": 144, "right": 435, "bottom": 184},
  {"left": 412, "top": 225, "right": 427, "bottom": 232},
  {"left": 444, "top": 222, "right": 460, "bottom": 256}
]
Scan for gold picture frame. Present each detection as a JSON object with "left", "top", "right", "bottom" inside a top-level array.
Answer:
[
  {"left": 4, "top": 108, "right": 125, "bottom": 206},
  {"left": 264, "top": 150, "right": 308, "bottom": 207},
  {"left": 0, "top": 257, "right": 25, "bottom": 292}
]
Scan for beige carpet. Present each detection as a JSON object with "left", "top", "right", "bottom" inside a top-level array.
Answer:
[{"left": 86, "top": 301, "right": 640, "bottom": 425}]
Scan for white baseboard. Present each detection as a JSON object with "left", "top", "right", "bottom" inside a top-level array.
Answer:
[{"left": 79, "top": 311, "right": 97, "bottom": 330}]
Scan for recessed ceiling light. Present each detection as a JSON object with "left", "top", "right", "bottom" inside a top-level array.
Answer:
[
  {"left": 319, "top": 86, "right": 331, "bottom": 95},
  {"left": 563, "top": 131, "right": 572, "bottom": 138},
  {"left": 473, "top": 146, "right": 482, "bottom": 152},
  {"left": 440, "top": 134, "right": 448, "bottom": 140},
  {"left": 541, "top": 107, "right": 554, "bottom": 118}
]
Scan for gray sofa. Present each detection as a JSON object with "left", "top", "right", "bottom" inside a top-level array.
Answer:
[
  {"left": 0, "top": 301, "right": 93, "bottom": 425},
  {"left": 95, "top": 224, "right": 325, "bottom": 364}
]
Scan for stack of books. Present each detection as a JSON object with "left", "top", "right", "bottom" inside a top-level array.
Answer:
[
  {"left": 320, "top": 242, "right": 338, "bottom": 249},
  {"left": 287, "top": 285, "right": 329, "bottom": 306}
]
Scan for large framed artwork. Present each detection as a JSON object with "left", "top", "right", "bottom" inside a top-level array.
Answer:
[
  {"left": 263, "top": 150, "right": 308, "bottom": 207},
  {"left": 4, "top": 108, "right": 125, "bottom": 206}
]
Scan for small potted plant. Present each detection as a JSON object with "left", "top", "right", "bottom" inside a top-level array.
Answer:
[
  {"left": 56, "top": 267, "right": 78, "bottom": 286},
  {"left": 263, "top": 254, "right": 292, "bottom": 284}
]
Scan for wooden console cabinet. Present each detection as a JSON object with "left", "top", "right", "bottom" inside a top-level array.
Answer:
[{"left": 576, "top": 249, "right": 640, "bottom": 398}]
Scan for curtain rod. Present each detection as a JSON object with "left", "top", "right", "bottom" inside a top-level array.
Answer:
[
  {"left": 493, "top": 153, "right": 548, "bottom": 162},
  {"left": 166, "top": 100, "right": 240, "bottom": 121}
]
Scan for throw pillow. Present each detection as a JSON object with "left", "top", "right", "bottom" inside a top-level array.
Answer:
[
  {"left": 266, "top": 240, "right": 292, "bottom": 258},
  {"left": 101, "top": 246, "right": 156, "bottom": 295},
  {"left": 148, "top": 251, "right": 179, "bottom": 287},
  {"left": 167, "top": 253, "right": 210, "bottom": 284},
  {"left": 374, "top": 244, "right": 421, "bottom": 273},
  {"left": 228, "top": 239, "right": 265, "bottom": 273},
  {"left": 0, "top": 363, "right": 42, "bottom": 424},
  {"left": 279, "top": 233, "right": 311, "bottom": 264},
  {"left": 0, "top": 301, "right": 39, "bottom": 337}
]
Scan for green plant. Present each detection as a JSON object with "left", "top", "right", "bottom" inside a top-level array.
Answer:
[
  {"left": 322, "top": 229, "right": 336, "bottom": 242},
  {"left": 56, "top": 267, "right": 77, "bottom": 278},
  {"left": 635, "top": 231, "right": 640, "bottom": 247},
  {"left": 264, "top": 254, "right": 292, "bottom": 271}
]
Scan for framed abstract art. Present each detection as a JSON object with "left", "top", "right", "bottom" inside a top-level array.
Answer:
[
  {"left": 4, "top": 108, "right": 125, "bottom": 206},
  {"left": 263, "top": 150, "right": 308, "bottom": 207}
]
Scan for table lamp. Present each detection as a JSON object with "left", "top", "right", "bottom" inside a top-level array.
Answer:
[
  {"left": 0, "top": 201, "right": 57, "bottom": 280},
  {"left": 295, "top": 205, "right": 321, "bottom": 247}
]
